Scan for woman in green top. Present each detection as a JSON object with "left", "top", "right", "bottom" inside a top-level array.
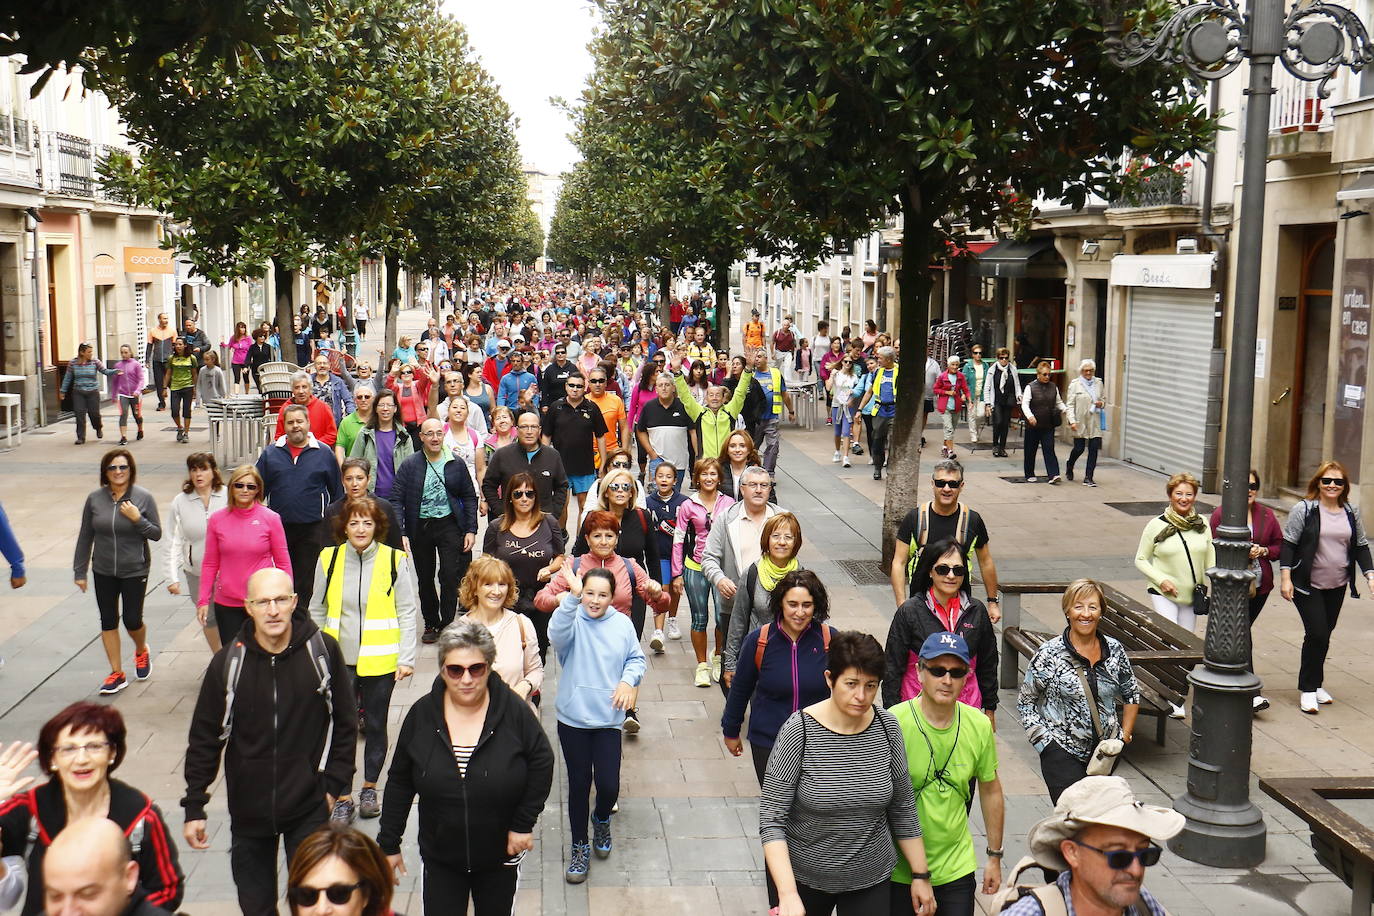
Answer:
[{"left": 167, "top": 337, "right": 199, "bottom": 444}]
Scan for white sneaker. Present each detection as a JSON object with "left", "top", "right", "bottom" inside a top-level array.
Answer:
[
  {"left": 710, "top": 653, "right": 722, "bottom": 682},
  {"left": 1025, "top": 476, "right": 1039, "bottom": 483},
  {"left": 832, "top": 450, "right": 841, "bottom": 463},
  {"left": 650, "top": 629, "right": 665, "bottom": 654},
  {"left": 1252, "top": 695, "right": 1270, "bottom": 712},
  {"left": 1301, "top": 692, "right": 1320, "bottom": 714},
  {"left": 1167, "top": 702, "right": 1186, "bottom": 719},
  {"left": 1316, "top": 688, "right": 1334, "bottom": 704},
  {"left": 694, "top": 662, "right": 711, "bottom": 688},
  {"left": 842, "top": 457, "right": 851, "bottom": 468},
  {"left": 666, "top": 618, "right": 682, "bottom": 640}
]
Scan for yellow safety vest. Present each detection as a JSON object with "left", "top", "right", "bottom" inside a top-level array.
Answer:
[
  {"left": 758, "top": 367, "right": 785, "bottom": 416},
  {"left": 321, "top": 543, "right": 403, "bottom": 676}
]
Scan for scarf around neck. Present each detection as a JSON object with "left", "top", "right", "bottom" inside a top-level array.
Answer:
[
  {"left": 758, "top": 555, "right": 798, "bottom": 593},
  {"left": 1157, "top": 506, "right": 1206, "bottom": 542}
]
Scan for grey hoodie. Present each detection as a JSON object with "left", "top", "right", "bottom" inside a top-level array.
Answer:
[{"left": 74, "top": 485, "right": 162, "bottom": 579}]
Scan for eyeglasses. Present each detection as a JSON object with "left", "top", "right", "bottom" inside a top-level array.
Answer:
[
  {"left": 105, "top": 464, "right": 130, "bottom": 472},
  {"left": 934, "top": 564, "right": 967, "bottom": 578},
  {"left": 511, "top": 489, "right": 536, "bottom": 499},
  {"left": 932, "top": 478, "right": 962, "bottom": 489},
  {"left": 54, "top": 741, "right": 112, "bottom": 759},
  {"left": 247, "top": 594, "right": 295, "bottom": 610},
  {"left": 743, "top": 481, "right": 771, "bottom": 490},
  {"left": 1072, "top": 841, "right": 1163, "bottom": 870},
  {"left": 443, "top": 662, "right": 489, "bottom": 680},
  {"left": 1321, "top": 477, "right": 1345, "bottom": 487},
  {"left": 287, "top": 884, "right": 361, "bottom": 908},
  {"left": 232, "top": 482, "right": 260, "bottom": 491},
  {"left": 922, "top": 664, "right": 968, "bottom": 680},
  {"left": 608, "top": 482, "right": 633, "bottom": 492},
  {"left": 400, "top": 369, "right": 414, "bottom": 375}
]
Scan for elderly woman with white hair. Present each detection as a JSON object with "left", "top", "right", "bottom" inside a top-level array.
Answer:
[
  {"left": 1065, "top": 359, "right": 1105, "bottom": 487},
  {"left": 931, "top": 355, "right": 971, "bottom": 460}
]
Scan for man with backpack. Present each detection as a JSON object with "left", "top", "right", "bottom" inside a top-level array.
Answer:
[
  {"left": 181, "top": 567, "right": 357, "bottom": 916},
  {"left": 889, "top": 459, "right": 1001, "bottom": 619},
  {"left": 996, "top": 775, "right": 1180, "bottom": 916}
]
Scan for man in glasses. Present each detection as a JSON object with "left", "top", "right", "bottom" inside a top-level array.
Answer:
[
  {"left": 258, "top": 403, "right": 344, "bottom": 603},
  {"left": 543, "top": 372, "right": 608, "bottom": 525},
  {"left": 542, "top": 344, "right": 576, "bottom": 408},
  {"left": 962, "top": 345, "right": 993, "bottom": 447},
  {"left": 1008, "top": 775, "right": 1181, "bottom": 916},
  {"left": 983, "top": 347, "right": 1021, "bottom": 458},
  {"left": 390, "top": 418, "right": 479, "bottom": 642},
  {"left": 585, "top": 368, "right": 629, "bottom": 458},
  {"left": 334, "top": 383, "right": 375, "bottom": 464},
  {"left": 182, "top": 567, "right": 357, "bottom": 915},
  {"left": 482, "top": 409, "right": 571, "bottom": 527},
  {"left": 889, "top": 459, "right": 1000, "bottom": 618},
  {"left": 889, "top": 633, "right": 1005, "bottom": 914}
]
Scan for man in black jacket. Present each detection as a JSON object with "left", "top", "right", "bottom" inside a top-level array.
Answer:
[
  {"left": 42, "top": 818, "right": 175, "bottom": 916},
  {"left": 481, "top": 409, "right": 570, "bottom": 521},
  {"left": 181, "top": 567, "right": 357, "bottom": 916},
  {"left": 390, "top": 417, "right": 479, "bottom": 643}
]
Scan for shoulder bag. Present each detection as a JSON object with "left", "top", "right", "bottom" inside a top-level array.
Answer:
[
  {"left": 1175, "top": 526, "right": 1210, "bottom": 617},
  {"left": 1074, "top": 665, "right": 1124, "bottom": 777}
]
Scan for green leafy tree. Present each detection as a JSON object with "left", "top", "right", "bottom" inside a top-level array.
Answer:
[{"left": 621, "top": 0, "right": 1214, "bottom": 557}]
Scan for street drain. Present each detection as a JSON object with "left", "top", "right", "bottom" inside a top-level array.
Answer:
[{"left": 836, "top": 559, "right": 890, "bottom": 586}]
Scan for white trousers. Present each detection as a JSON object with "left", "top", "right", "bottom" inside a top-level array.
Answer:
[{"left": 1150, "top": 592, "right": 1196, "bottom": 632}]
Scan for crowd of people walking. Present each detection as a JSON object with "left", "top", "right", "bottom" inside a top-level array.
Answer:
[{"left": 0, "top": 272, "right": 1317, "bottom": 916}]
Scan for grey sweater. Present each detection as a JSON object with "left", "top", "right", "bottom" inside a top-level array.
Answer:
[
  {"left": 307, "top": 541, "right": 419, "bottom": 669},
  {"left": 74, "top": 485, "right": 162, "bottom": 579}
]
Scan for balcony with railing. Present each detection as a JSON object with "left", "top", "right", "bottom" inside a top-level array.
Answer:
[
  {"left": 37, "top": 130, "right": 95, "bottom": 197},
  {"left": 1107, "top": 154, "right": 1196, "bottom": 209},
  {"left": 1269, "top": 71, "right": 1339, "bottom": 159},
  {"left": 0, "top": 114, "right": 37, "bottom": 189}
]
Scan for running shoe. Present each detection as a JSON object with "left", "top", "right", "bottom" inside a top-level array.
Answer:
[
  {"left": 358, "top": 787, "right": 381, "bottom": 819},
  {"left": 1252, "top": 695, "right": 1270, "bottom": 713},
  {"left": 1301, "top": 692, "right": 1319, "bottom": 714},
  {"left": 119, "top": 436, "right": 127, "bottom": 446},
  {"left": 695, "top": 661, "right": 711, "bottom": 688},
  {"left": 1317, "top": 688, "right": 1335, "bottom": 704},
  {"left": 1048, "top": 475, "right": 1062, "bottom": 485},
  {"left": 99, "top": 671, "right": 128, "bottom": 695},
  {"left": 330, "top": 797, "right": 356, "bottom": 825},
  {"left": 1025, "top": 476, "right": 1039, "bottom": 483},
  {"left": 832, "top": 450, "right": 841, "bottom": 463},
  {"left": 842, "top": 456, "right": 851, "bottom": 468},
  {"left": 133, "top": 647, "right": 152, "bottom": 681},
  {"left": 1084, "top": 479, "right": 1098, "bottom": 487},
  {"left": 650, "top": 629, "right": 665, "bottom": 654},
  {"left": 666, "top": 618, "right": 681, "bottom": 640},
  {"left": 622, "top": 708, "right": 641, "bottom": 735},
  {"left": 566, "top": 843, "right": 591, "bottom": 883},
  {"left": 592, "top": 816, "right": 613, "bottom": 859},
  {"left": 711, "top": 654, "right": 722, "bottom": 682},
  {"left": 422, "top": 626, "right": 439, "bottom": 644},
  {"left": 136, "top": 429, "right": 144, "bottom": 440}
]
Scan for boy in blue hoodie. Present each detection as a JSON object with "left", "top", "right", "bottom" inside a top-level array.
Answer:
[{"left": 549, "top": 564, "right": 646, "bottom": 886}]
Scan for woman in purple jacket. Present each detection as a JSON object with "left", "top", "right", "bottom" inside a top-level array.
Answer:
[
  {"left": 111, "top": 344, "right": 146, "bottom": 446},
  {"left": 1209, "top": 468, "right": 1282, "bottom": 713}
]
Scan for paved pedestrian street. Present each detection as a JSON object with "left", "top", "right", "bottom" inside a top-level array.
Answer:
[{"left": 0, "top": 317, "right": 1367, "bottom": 916}]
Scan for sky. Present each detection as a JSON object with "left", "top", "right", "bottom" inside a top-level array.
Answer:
[{"left": 446, "top": 0, "right": 599, "bottom": 176}]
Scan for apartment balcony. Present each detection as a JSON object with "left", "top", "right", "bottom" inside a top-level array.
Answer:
[
  {"left": 1268, "top": 74, "right": 1334, "bottom": 160},
  {"left": 0, "top": 115, "right": 37, "bottom": 189},
  {"left": 37, "top": 130, "right": 95, "bottom": 197}
]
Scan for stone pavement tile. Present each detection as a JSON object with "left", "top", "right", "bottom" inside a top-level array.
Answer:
[
  {"left": 659, "top": 803, "right": 749, "bottom": 838},
  {"left": 666, "top": 835, "right": 759, "bottom": 872},
  {"left": 586, "top": 885, "right": 725, "bottom": 915}
]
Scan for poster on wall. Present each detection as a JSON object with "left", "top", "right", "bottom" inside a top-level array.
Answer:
[{"left": 1335, "top": 258, "right": 1371, "bottom": 482}]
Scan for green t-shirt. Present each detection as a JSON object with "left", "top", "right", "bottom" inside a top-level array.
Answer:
[
  {"left": 890, "top": 699, "right": 998, "bottom": 886},
  {"left": 168, "top": 354, "right": 199, "bottom": 390},
  {"left": 337, "top": 411, "right": 365, "bottom": 458}
]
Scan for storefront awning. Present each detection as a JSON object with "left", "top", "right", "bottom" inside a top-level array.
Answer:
[
  {"left": 1109, "top": 254, "right": 1216, "bottom": 289},
  {"left": 973, "top": 237, "right": 1056, "bottom": 278}
]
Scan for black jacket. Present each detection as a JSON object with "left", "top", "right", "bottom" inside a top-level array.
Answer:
[
  {"left": 389, "top": 449, "right": 479, "bottom": 539},
  {"left": 0, "top": 778, "right": 184, "bottom": 916},
  {"left": 481, "top": 442, "right": 570, "bottom": 520},
  {"left": 1280, "top": 498, "right": 1374, "bottom": 598},
  {"left": 181, "top": 618, "right": 357, "bottom": 835},
  {"left": 882, "top": 589, "right": 998, "bottom": 710},
  {"left": 377, "top": 674, "right": 554, "bottom": 870}
]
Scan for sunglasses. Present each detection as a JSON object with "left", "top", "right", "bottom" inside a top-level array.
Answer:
[
  {"left": 1248, "top": 482, "right": 1260, "bottom": 491},
  {"left": 443, "top": 662, "right": 489, "bottom": 680},
  {"left": 233, "top": 482, "right": 260, "bottom": 491},
  {"left": 1072, "top": 841, "right": 1163, "bottom": 870},
  {"left": 1321, "top": 477, "right": 1345, "bottom": 487},
  {"left": 106, "top": 463, "right": 131, "bottom": 472},
  {"left": 566, "top": 382, "right": 585, "bottom": 389},
  {"left": 589, "top": 378, "right": 606, "bottom": 384},
  {"left": 923, "top": 664, "right": 969, "bottom": 679},
  {"left": 287, "top": 884, "right": 360, "bottom": 907},
  {"left": 932, "top": 479, "right": 962, "bottom": 489},
  {"left": 934, "top": 564, "right": 967, "bottom": 578},
  {"left": 611, "top": 461, "right": 631, "bottom": 469},
  {"left": 511, "top": 489, "right": 536, "bottom": 499},
  {"left": 608, "top": 482, "right": 633, "bottom": 492}
]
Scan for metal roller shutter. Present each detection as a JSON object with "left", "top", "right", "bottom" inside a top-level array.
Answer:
[{"left": 1121, "top": 287, "right": 1213, "bottom": 476}]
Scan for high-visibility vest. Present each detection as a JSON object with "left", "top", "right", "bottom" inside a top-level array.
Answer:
[
  {"left": 870, "top": 365, "right": 898, "bottom": 416},
  {"left": 758, "top": 368, "right": 785, "bottom": 416},
  {"left": 321, "top": 543, "right": 402, "bottom": 676}
]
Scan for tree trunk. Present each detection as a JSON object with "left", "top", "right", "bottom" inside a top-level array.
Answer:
[
  {"left": 383, "top": 255, "right": 401, "bottom": 361},
  {"left": 713, "top": 261, "right": 732, "bottom": 350},
  {"left": 659, "top": 263, "right": 672, "bottom": 326},
  {"left": 627, "top": 272, "right": 637, "bottom": 310},
  {"left": 272, "top": 257, "right": 295, "bottom": 349},
  {"left": 882, "top": 182, "right": 937, "bottom": 569}
]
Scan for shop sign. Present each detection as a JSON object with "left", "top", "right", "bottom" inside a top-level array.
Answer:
[
  {"left": 123, "top": 247, "right": 174, "bottom": 274},
  {"left": 92, "top": 253, "right": 118, "bottom": 285}
]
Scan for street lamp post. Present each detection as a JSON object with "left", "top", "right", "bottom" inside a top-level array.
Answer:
[{"left": 1107, "top": 0, "right": 1374, "bottom": 867}]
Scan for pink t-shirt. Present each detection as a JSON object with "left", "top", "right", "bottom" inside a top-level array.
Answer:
[
  {"left": 198, "top": 503, "right": 293, "bottom": 607},
  {"left": 1311, "top": 505, "right": 1353, "bottom": 590}
]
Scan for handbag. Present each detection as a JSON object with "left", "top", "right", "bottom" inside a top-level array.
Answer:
[
  {"left": 1175, "top": 526, "right": 1210, "bottom": 617},
  {"left": 1075, "top": 665, "right": 1124, "bottom": 777}
]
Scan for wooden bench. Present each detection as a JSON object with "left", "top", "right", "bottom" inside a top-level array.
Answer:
[
  {"left": 998, "top": 581, "right": 1204, "bottom": 746},
  {"left": 1260, "top": 777, "right": 1374, "bottom": 916}
]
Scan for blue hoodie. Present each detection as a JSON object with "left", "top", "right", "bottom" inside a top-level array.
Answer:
[{"left": 549, "top": 593, "right": 646, "bottom": 729}]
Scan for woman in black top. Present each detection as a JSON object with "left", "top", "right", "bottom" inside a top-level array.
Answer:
[
  {"left": 247, "top": 329, "right": 275, "bottom": 392},
  {"left": 483, "top": 471, "right": 566, "bottom": 661}
]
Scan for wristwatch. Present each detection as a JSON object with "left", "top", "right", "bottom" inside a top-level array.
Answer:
[
  {"left": 986, "top": 848, "right": 1005, "bottom": 858},
  {"left": 987, "top": 595, "right": 1000, "bottom": 604},
  {"left": 911, "top": 871, "right": 932, "bottom": 881}
]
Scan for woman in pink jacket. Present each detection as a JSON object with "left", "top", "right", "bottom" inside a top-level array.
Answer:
[
  {"left": 110, "top": 344, "right": 146, "bottom": 446},
  {"left": 931, "top": 355, "right": 972, "bottom": 460},
  {"left": 536, "top": 510, "right": 668, "bottom": 623},
  {"left": 672, "top": 458, "right": 735, "bottom": 688},
  {"left": 198, "top": 464, "right": 292, "bottom": 645},
  {"left": 223, "top": 321, "right": 253, "bottom": 394}
]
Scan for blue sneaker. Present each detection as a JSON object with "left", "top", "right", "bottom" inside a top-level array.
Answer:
[
  {"left": 592, "top": 816, "right": 612, "bottom": 859},
  {"left": 565, "top": 842, "right": 591, "bottom": 884}
]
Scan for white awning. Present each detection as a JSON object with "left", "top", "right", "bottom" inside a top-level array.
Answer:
[{"left": 1109, "top": 254, "right": 1216, "bottom": 289}]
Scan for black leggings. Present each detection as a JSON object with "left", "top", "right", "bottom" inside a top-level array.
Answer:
[
  {"left": 1039, "top": 740, "right": 1088, "bottom": 805},
  {"left": 422, "top": 861, "right": 518, "bottom": 916},
  {"left": 170, "top": 387, "right": 193, "bottom": 421},
  {"left": 889, "top": 873, "right": 976, "bottom": 916},
  {"left": 94, "top": 573, "right": 147, "bottom": 632},
  {"left": 794, "top": 879, "right": 889, "bottom": 916},
  {"left": 557, "top": 722, "right": 622, "bottom": 844},
  {"left": 750, "top": 742, "right": 780, "bottom": 908},
  {"left": 231, "top": 363, "right": 251, "bottom": 386},
  {"left": 215, "top": 603, "right": 249, "bottom": 646},
  {"left": 1294, "top": 585, "right": 1346, "bottom": 692},
  {"left": 1066, "top": 436, "right": 1100, "bottom": 480}
]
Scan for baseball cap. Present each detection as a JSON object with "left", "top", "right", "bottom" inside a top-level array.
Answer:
[
  {"left": 1026, "top": 776, "right": 1185, "bottom": 871},
  {"left": 918, "top": 632, "right": 971, "bottom": 664},
  {"left": 497, "top": 338, "right": 512, "bottom": 349}
]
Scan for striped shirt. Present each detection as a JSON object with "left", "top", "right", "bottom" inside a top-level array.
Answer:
[
  {"left": 759, "top": 708, "right": 922, "bottom": 893},
  {"left": 452, "top": 743, "right": 474, "bottom": 777}
]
